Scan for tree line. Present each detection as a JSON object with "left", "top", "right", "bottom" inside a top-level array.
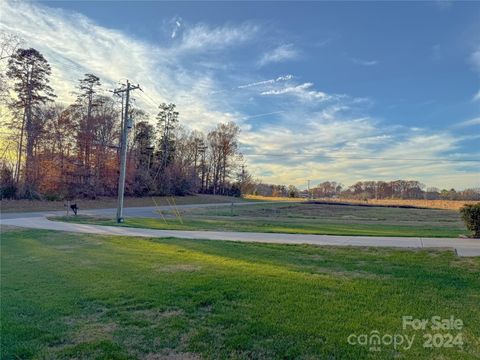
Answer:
[
  {"left": 0, "top": 34, "right": 477, "bottom": 202},
  {"left": 253, "top": 180, "right": 480, "bottom": 201},
  {"left": 0, "top": 39, "right": 249, "bottom": 200}
]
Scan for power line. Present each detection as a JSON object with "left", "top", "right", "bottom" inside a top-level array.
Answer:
[
  {"left": 139, "top": 89, "right": 158, "bottom": 104},
  {"left": 136, "top": 91, "right": 158, "bottom": 109}
]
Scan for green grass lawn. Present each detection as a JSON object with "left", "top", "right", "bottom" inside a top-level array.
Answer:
[
  {"left": 1, "top": 228, "right": 479, "bottom": 359},
  {"left": 53, "top": 202, "right": 468, "bottom": 238}
]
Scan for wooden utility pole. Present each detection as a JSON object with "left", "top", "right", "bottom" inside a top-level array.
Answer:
[
  {"left": 113, "top": 80, "right": 140, "bottom": 223},
  {"left": 199, "top": 144, "right": 207, "bottom": 193}
]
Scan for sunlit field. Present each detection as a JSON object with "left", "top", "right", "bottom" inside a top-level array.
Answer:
[
  {"left": 245, "top": 195, "right": 479, "bottom": 210},
  {"left": 1, "top": 228, "right": 479, "bottom": 359},
  {"left": 54, "top": 202, "right": 468, "bottom": 238}
]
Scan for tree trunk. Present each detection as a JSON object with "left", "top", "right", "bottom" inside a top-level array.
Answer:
[
  {"left": 15, "top": 108, "right": 26, "bottom": 186},
  {"left": 24, "top": 67, "right": 35, "bottom": 195}
]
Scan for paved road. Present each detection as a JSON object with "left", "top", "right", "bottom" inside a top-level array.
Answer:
[
  {"left": 0, "top": 201, "right": 273, "bottom": 220},
  {"left": 1, "top": 213, "right": 479, "bottom": 257}
]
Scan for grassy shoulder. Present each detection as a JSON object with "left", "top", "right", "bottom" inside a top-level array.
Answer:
[
  {"left": 1, "top": 228, "right": 479, "bottom": 359},
  {"left": 52, "top": 215, "right": 466, "bottom": 237},
  {"left": 52, "top": 202, "right": 468, "bottom": 238},
  {"left": 0, "top": 194, "right": 251, "bottom": 213}
]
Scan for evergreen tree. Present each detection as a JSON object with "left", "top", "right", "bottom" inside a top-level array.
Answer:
[
  {"left": 6, "top": 48, "right": 55, "bottom": 196},
  {"left": 156, "top": 102, "right": 178, "bottom": 169},
  {"left": 74, "top": 73, "right": 101, "bottom": 188}
]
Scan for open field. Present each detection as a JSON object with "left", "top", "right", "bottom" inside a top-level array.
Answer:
[
  {"left": 1, "top": 228, "right": 479, "bottom": 359},
  {"left": 245, "top": 195, "right": 479, "bottom": 210},
  {"left": 0, "top": 195, "right": 250, "bottom": 213},
  {"left": 54, "top": 202, "right": 469, "bottom": 238}
]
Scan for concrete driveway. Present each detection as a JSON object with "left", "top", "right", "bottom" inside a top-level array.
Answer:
[{"left": 1, "top": 210, "right": 479, "bottom": 257}]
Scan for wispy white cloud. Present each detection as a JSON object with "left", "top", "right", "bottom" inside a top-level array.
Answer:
[
  {"left": 473, "top": 90, "right": 480, "bottom": 102},
  {"left": 0, "top": 0, "right": 248, "bottom": 131},
  {"left": 260, "top": 82, "right": 331, "bottom": 102},
  {"left": 470, "top": 48, "right": 480, "bottom": 74},
  {"left": 241, "top": 111, "right": 479, "bottom": 189},
  {"left": 257, "top": 43, "right": 299, "bottom": 67},
  {"left": 351, "top": 58, "right": 378, "bottom": 66},
  {"left": 1, "top": 0, "right": 477, "bottom": 189},
  {"left": 178, "top": 22, "right": 259, "bottom": 52},
  {"left": 455, "top": 117, "right": 480, "bottom": 128},
  {"left": 170, "top": 17, "right": 183, "bottom": 39}
]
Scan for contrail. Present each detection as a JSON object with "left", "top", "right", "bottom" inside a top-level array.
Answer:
[
  {"left": 241, "top": 111, "right": 285, "bottom": 120},
  {"left": 238, "top": 75, "right": 293, "bottom": 89},
  {"left": 208, "top": 75, "right": 294, "bottom": 95}
]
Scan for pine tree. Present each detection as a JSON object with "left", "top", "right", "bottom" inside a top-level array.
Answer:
[
  {"left": 74, "top": 73, "right": 101, "bottom": 189},
  {"left": 6, "top": 48, "right": 55, "bottom": 196},
  {"left": 156, "top": 103, "right": 178, "bottom": 169}
]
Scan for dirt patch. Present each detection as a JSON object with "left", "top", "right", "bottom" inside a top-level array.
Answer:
[
  {"left": 450, "top": 257, "right": 480, "bottom": 272},
  {"left": 143, "top": 352, "right": 201, "bottom": 360},
  {"left": 53, "top": 313, "right": 118, "bottom": 354},
  {"left": 305, "top": 266, "right": 390, "bottom": 280},
  {"left": 0, "top": 225, "right": 24, "bottom": 233},
  {"left": 307, "top": 254, "right": 325, "bottom": 261},
  {"left": 73, "top": 321, "right": 118, "bottom": 343},
  {"left": 53, "top": 244, "right": 79, "bottom": 252},
  {"left": 133, "top": 308, "right": 184, "bottom": 323},
  {"left": 154, "top": 264, "right": 202, "bottom": 273},
  {"left": 62, "top": 304, "right": 109, "bottom": 327},
  {"left": 79, "top": 258, "right": 96, "bottom": 267}
]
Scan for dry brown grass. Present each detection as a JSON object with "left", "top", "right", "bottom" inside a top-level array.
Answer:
[
  {"left": 244, "top": 195, "right": 478, "bottom": 210},
  {"left": 0, "top": 194, "right": 248, "bottom": 213},
  {"left": 244, "top": 195, "right": 303, "bottom": 202},
  {"left": 340, "top": 198, "right": 478, "bottom": 210}
]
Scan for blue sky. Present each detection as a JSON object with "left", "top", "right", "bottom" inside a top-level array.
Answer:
[{"left": 1, "top": 0, "right": 479, "bottom": 188}]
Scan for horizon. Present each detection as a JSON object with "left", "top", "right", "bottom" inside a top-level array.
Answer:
[{"left": 0, "top": 0, "right": 479, "bottom": 189}]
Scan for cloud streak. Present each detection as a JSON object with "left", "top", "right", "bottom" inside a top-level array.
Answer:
[
  {"left": 260, "top": 82, "right": 331, "bottom": 102},
  {"left": 238, "top": 75, "right": 294, "bottom": 89},
  {"left": 470, "top": 48, "right": 480, "bottom": 74},
  {"left": 352, "top": 58, "right": 378, "bottom": 66},
  {"left": 456, "top": 117, "right": 480, "bottom": 128},
  {"left": 473, "top": 90, "right": 480, "bottom": 102},
  {"left": 177, "top": 22, "right": 259, "bottom": 52},
  {"left": 257, "top": 43, "right": 299, "bottom": 67}
]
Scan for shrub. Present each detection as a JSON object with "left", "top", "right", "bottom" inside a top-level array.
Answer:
[
  {"left": 44, "top": 192, "right": 63, "bottom": 201},
  {"left": 460, "top": 203, "right": 480, "bottom": 238},
  {"left": 1, "top": 184, "right": 17, "bottom": 199},
  {"left": 0, "top": 165, "right": 17, "bottom": 199}
]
